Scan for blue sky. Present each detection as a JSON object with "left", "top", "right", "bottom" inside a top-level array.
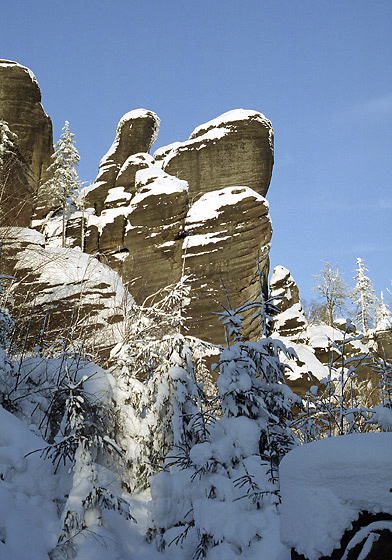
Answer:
[{"left": 2, "top": 0, "right": 391, "bottom": 306}]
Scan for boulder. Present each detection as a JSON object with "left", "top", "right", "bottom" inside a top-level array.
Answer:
[
  {"left": 162, "top": 109, "right": 274, "bottom": 200},
  {"left": 0, "top": 60, "right": 53, "bottom": 226}
]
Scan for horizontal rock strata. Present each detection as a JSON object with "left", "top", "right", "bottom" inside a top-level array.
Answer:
[{"left": 183, "top": 186, "right": 272, "bottom": 342}]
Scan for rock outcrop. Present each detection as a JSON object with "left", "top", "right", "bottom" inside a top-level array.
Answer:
[
  {"left": 0, "top": 60, "right": 53, "bottom": 226},
  {"left": 160, "top": 109, "right": 274, "bottom": 201},
  {"left": 269, "top": 266, "right": 307, "bottom": 337},
  {"left": 0, "top": 227, "right": 133, "bottom": 361},
  {"left": 269, "top": 266, "right": 387, "bottom": 401},
  {"left": 183, "top": 186, "right": 271, "bottom": 341},
  {"left": 80, "top": 109, "right": 274, "bottom": 344}
]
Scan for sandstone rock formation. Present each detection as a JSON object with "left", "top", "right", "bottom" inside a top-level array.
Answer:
[
  {"left": 160, "top": 109, "right": 274, "bottom": 200},
  {"left": 269, "top": 266, "right": 308, "bottom": 337},
  {"left": 80, "top": 109, "right": 274, "bottom": 344},
  {"left": 183, "top": 186, "right": 272, "bottom": 341},
  {"left": 0, "top": 60, "right": 53, "bottom": 226},
  {"left": 269, "top": 266, "right": 386, "bottom": 401}
]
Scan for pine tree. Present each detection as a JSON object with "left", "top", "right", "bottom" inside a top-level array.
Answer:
[
  {"left": 41, "top": 121, "right": 80, "bottom": 247},
  {"left": 112, "top": 276, "right": 207, "bottom": 492},
  {"left": 0, "top": 120, "right": 19, "bottom": 167},
  {"left": 352, "top": 258, "right": 377, "bottom": 333},
  {"left": 313, "top": 261, "right": 349, "bottom": 326}
]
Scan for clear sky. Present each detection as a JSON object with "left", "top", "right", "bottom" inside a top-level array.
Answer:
[{"left": 2, "top": 0, "right": 391, "bottom": 307}]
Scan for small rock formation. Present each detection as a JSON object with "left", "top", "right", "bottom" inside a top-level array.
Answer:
[
  {"left": 269, "top": 266, "right": 386, "bottom": 402},
  {"left": 82, "top": 109, "right": 273, "bottom": 343},
  {"left": 0, "top": 60, "right": 53, "bottom": 226},
  {"left": 269, "top": 266, "right": 308, "bottom": 337},
  {"left": 160, "top": 109, "right": 274, "bottom": 200}
]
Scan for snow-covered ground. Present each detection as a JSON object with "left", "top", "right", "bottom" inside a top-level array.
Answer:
[{"left": 280, "top": 433, "right": 392, "bottom": 560}]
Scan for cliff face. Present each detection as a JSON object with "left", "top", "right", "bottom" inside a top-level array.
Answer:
[
  {"left": 0, "top": 60, "right": 53, "bottom": 226},
  {"left": 82, "top": 109, "right": 274, "bottom": 343}
]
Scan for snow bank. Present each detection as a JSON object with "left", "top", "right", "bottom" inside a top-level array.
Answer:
[
  {"left": 280, "top": 433, "right": 392, "bottom": 560},
  {"left": 1, "top": 227, "right": 45, "bottom": 247},
  {"left": 0, "top": 406, "right": 65, "bottom": 559},
  {"left": 135, "top": 166, "right": 188, "bottom": 197}
]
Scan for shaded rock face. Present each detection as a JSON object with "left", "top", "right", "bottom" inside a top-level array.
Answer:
[
  {"left": 160, "top": 109, "right": 274, "bottom": 201},
  {"left": 0, "top": 60, "right": 53, "bottom": 226},
  {"left": 0, "top": 227, "right": 133, "bottom": 362}
]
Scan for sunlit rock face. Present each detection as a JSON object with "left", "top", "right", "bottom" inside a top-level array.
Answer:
[
  {"left": 269, "top": 266, "right": 308, "bottom": 337},
  {"left": 81, "top": 109, "right": 274, "bottom": 344},
  {"left": 0, "top": 60, "right": 53, "bottom": 226},
  {"left": 161, "top": 109, "right": 274, "bottom": 200}
]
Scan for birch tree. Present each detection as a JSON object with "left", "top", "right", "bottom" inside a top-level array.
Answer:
[{"left": 313, "top": 261, "right": 349, "bottom": 326}]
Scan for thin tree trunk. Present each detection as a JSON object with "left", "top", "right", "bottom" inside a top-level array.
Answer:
[{"left": 62, "top": 202, "right": 66, "bottom": 248}]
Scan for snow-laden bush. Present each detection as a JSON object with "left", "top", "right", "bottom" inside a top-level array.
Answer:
[{"left": 148, "top": 283, "right": 300, "bottom": 559}]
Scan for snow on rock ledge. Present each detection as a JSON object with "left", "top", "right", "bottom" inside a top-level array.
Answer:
[{"left": 279, "top": 433, "right": 392, "bottom": 560}]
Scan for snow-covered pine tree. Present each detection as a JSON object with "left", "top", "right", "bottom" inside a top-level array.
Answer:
[
  {"left": 352, "top": 257, "right": 377, "bottom": 334},
  {"left": 375, "top": 291, "right": 392, "bottom": 331},
  {"left": 41, "top": 121, "right": 80, "bottom": 247},
  {"left": 112, "top": 276, "right": 208, "bottom": 492},
  {"left": 148, "top": 275, "right": 300, "bottom": 559},
  {"left": 0, "top": 120, "right": 19, "bottom": 167}
]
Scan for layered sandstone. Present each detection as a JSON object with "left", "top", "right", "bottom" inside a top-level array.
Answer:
[
  {"left": 183, "top": 187, "right": 272, "bottom": 342},
  {"left": 35, "top": 107, "right": 274, "bottom": 345},
  {"left": 85, "top": 110, "right": 160, "bottom": 215}
]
